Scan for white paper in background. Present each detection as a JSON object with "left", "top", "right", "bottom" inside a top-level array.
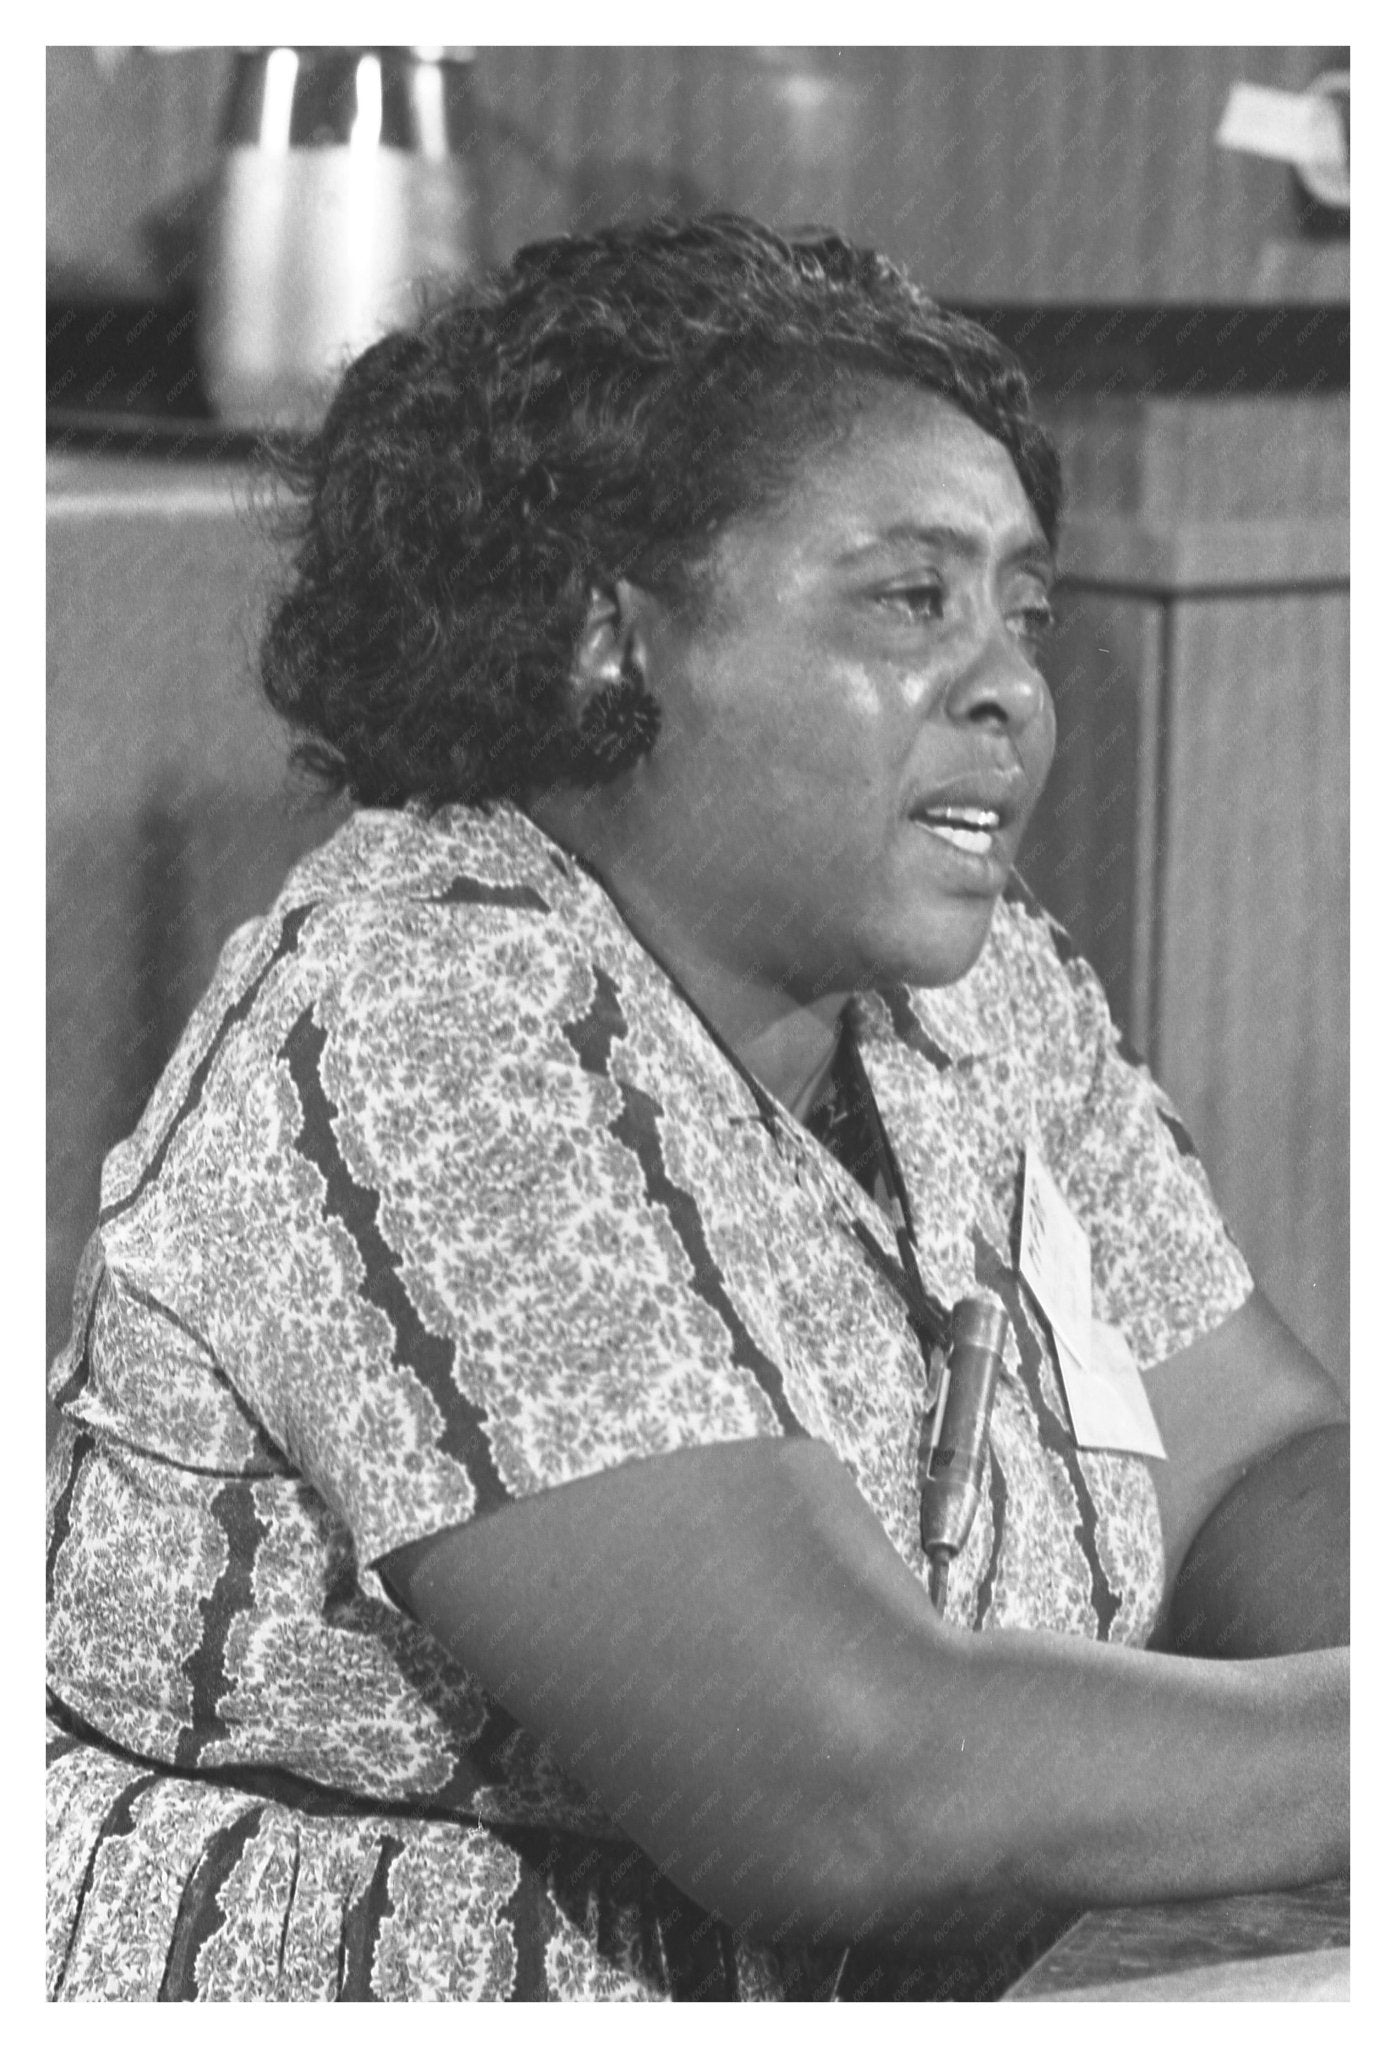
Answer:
[
  {"left": 1216, "top": 82, "right": 1346, "bottom": 176},
  {"left": 1056, "top": 1319, "right": 1168, "bottom": 1461}
]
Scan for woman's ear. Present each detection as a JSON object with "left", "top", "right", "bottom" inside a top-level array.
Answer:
[
  {"left": 566, "top": 580, "right": 663, "bottom": 781},
  {"left": 572, "top": 581, "right": 653, "bottom": 697}
]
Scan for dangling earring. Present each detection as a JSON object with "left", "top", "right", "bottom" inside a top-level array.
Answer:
[{"left": 573, "top": 669, "right": 662, "bottom": 780}]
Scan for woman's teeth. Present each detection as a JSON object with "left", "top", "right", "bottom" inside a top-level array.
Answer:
[
  {"left": 929, "top": 824, "right": 994, "bottom": 854},
  {"left": 913, "top": 806, "right": 1001, "bottom": 856}
]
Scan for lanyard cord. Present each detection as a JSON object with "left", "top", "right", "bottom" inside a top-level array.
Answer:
[{"left": 811, "top": 1025, "right": 955, "bottom": 1362}]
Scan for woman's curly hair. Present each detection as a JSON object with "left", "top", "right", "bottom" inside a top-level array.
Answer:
[{"left": 260, "top": 213, "right": 1062, "bottom": 808}]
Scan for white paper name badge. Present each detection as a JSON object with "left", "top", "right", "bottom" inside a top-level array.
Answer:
[{"left": 1019, "top": 1141, "right": 1166, "bottom": 1460}]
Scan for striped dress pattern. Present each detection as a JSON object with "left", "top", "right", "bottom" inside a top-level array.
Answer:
[{"left": 47, "top": 800, "right": 1252, "bottom": 1999}]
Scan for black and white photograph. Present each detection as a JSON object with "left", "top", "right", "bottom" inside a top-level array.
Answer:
[{"left": 45, "top": 33, "right": 1352, "bottom": 2004}]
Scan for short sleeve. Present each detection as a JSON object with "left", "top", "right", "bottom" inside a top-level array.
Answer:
[
  {"left": 1034, "top": 938, "right": 1254, "bottom": 1369},
  {"left": 173, "top": 898, "right": 793, "bottom": 1573}
]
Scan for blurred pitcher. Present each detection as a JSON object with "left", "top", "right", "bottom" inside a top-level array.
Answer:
[{"left": 200, "top": 46, "right": 489, "bottom": 430}]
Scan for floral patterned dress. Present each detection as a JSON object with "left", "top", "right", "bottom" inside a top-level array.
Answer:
[{"left": 46, "top": 800, "right": 1251, "bottom": 2000}]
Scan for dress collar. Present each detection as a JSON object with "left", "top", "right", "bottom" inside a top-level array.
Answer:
[
  {"left": 856, "top": 929, "right": 1016, "bottom": 1067},
  {"left": 423, "top": 798, "right": 1014, "bottom": 1069}
]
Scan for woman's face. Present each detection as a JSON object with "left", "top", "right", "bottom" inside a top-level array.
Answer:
[{"left": 607, "top": 387, "right": 1057, "bottom": 1002}]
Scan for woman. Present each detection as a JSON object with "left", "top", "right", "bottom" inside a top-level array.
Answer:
[{"left": 47, "top": 215, "right": 1348, "bottom": 2001}]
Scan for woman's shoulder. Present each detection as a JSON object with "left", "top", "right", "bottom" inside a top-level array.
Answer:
[
  {"left": 979, "top": 878, "right": 1128, "bottom": 1050},
  {"left": 253, "top": 800, "right": 603, "bottom": 1013},
  {"left": 98, "top": 806, "right": 604, "bottom": 1215},
  {"left": 271, "top": 801, "right": 572, "bottom": 921}
]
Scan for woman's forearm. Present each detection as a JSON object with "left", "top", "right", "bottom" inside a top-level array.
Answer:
[
  {"left": 390, "top": 1437, "right": 1348, "bottom": 1954},
  {"left": 838, "top": 1628, "right": 1347, "bottom": 1952}
]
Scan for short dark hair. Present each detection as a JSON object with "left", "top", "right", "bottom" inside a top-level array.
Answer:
[{"left": 259, "top": 213, "right": 1062, "bottom": 808}]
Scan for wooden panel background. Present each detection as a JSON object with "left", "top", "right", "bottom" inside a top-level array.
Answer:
[
  {"left": 1156, "top": 589, "right": 1348, "bottom": 1384},
  {"left": 1017, "top": 591, "right": 1158, "bottom": 1034},
  {"left": 49, "top": 45, "right": 1343, "bottom": 303},
  {"left": 1018, "top": 394, "right": 1349, "bottom": 1384}
]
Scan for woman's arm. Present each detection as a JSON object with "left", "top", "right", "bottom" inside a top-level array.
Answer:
[
  {"left": 1167, "top": 1425, "right": 1348, "bottom": 1657},
  {"left": 1143, "top": 1291, "right": 1348, "bottom": 1653},
  {"left": 384, "top": 1433, "right": 1347, "bottom": 1955}
]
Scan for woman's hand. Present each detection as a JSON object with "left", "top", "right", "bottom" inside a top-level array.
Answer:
[{"left": 382, "top": 1431, "right": 1347, "bottom": 1956}]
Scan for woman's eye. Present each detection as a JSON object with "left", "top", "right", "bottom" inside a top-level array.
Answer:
[
  {"left": 1010, "top": 601, "right": 1057, "bottom": 653},
  {"left": 884, "top": 585, "right": 946, "bottom": 619}
]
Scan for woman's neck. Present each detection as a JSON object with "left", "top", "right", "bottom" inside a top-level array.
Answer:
[
  {"left": 621, "top": 892, "right": 849, "bottom": 1116},
  {"left": 527, "top": 793, "right": 850, "bottom": 1118},
  {"left": 680, "top": 955, "right": 849, "bottom": 1121}
]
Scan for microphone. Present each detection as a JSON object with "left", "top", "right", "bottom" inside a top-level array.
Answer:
[{"left": 920, "top": 1296, "right": 1010, "bottom": 1614}]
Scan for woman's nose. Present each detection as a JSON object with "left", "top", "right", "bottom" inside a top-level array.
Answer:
[{"left": 943, "top": 636, "right": 1049, "bottom": 735}]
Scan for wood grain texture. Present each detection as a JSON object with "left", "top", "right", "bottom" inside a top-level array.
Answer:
[
  {"left": 1016, "top": 590, "right": 1156, "bottom": 1044},
  {"left": 1024, "top": 396, "right": 1349, "bottom": 1384},
  {"left": 1156, "top": 587, "right": 1348, "bottom": 1381},
  {"left": 1061, "top": 517, "right": 1347, "bottom": 592},
  {"left": 1007, "top": 1876, "right": 1348, "bottom": 2000},
  {"left": 48, "top": 46, "right": 1345, "bottom": 303}
]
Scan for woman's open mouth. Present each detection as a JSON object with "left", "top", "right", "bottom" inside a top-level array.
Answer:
[{"left": 908, "top": 803, "right": 1003, "bottom": 859}]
